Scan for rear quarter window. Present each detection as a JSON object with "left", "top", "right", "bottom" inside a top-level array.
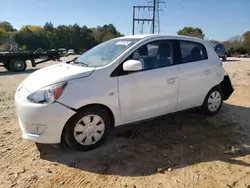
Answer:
[{"left": 179, "top": 40, "right": 208, "bottom": 64}]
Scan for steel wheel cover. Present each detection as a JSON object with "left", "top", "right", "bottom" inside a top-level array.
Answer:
[{"left": 73, "top": 114, "right": 105, "bottom": 145}]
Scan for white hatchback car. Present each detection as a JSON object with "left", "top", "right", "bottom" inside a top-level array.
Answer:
[{"left": 15, "top": 34, "right": 234, "bottom": 151}]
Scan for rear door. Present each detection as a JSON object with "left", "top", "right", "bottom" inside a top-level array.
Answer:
[{"left": 177, "top": 40, "right": 215, "bottom": 110}]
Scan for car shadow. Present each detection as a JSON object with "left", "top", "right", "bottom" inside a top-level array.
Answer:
[
  {"left": 0, "top": 68, "right": 39, "bottom": 76},
  {"left": 37, "top": 103, "right": 250, "bottom": 176}
]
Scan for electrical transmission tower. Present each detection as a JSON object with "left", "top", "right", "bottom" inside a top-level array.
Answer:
[
  {"left": 132, "top": 0, "right": 165, "bottom": 35},
  {"left": 149, "top": 0, "right": 165, "bottom": 34}
]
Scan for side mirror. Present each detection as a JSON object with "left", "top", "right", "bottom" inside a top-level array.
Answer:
[{"left": 123, "top": 59, "right": 143, "bottom": 71}]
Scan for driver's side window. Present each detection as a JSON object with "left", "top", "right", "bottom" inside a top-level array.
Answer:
[{"left": 127, "top": 40, "right": 174, "bottom": 71}]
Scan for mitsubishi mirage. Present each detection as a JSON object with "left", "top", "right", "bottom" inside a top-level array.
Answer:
[{"left": 15, "top": 34, "right": 234, "bottom": 151}]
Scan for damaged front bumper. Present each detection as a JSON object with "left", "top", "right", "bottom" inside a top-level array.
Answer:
[{"left": 221, "top": 74, "right": 234, "bottom": 100}]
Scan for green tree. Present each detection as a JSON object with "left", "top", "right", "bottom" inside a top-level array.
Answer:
[
  {"left": 209, "top": 40, "right": 220, "bottom": 45},
  {"left": 177, "top": 27, "right": 205, "bottom": 39},
  {"left": 0, "top": 21, "right": 15, "bottom": 32},
  {"left": 5, "top": 21, "right": 123, "bottom": 51},
  {"left": 0, "top": 28, "right": 8, "bottom": 43},
  {"left": 222, "top": 35, "right": 246, "bottom": 56},
  {"left": 243, "top": 31, "right": 250, "bottom": 52}
]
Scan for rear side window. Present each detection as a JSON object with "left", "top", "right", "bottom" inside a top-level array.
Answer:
[{"left": 179, "top": 40, "right": 208, "bottom": 64}]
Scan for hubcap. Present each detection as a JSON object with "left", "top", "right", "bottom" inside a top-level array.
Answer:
[
  {"left": 14, "top": 61, "right": 24, "bottom": 70},
  {"left": 207, "top": 91, "right": 221, "bottom": 112},
  {"left": 74, "top": 114, "right": 105, "bottom": 145}
]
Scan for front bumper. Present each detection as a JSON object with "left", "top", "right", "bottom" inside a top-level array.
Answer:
[
  {"left": 221, "top": 75, "right": 234, "bottom": 100},
  {"left": 15, "top": 84, "right": 75, "bottom": 144}
]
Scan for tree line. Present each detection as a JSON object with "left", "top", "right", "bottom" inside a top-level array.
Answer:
[
  {"left": 0, "top": 21, "right": 249, "bottom": 56},
  {"left": 0, "top": 21, "right": 123, "bottom": 53},
  {"left": 177, "top": 27, "right": 250, "bottom": 56}
]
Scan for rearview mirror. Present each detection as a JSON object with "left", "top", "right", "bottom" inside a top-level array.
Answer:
[{"left": 123, "top": 59, "right": 143, "bottom": 71}]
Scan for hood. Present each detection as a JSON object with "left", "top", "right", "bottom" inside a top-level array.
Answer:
[{"left": 22, "top": 63, "right": 95, "bottom": 92}]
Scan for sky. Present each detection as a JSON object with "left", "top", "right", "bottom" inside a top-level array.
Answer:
[{"left": 1, "top": 0, "right": 250, "bottom": 41}]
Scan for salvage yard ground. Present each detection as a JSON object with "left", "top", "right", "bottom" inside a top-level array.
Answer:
[{"left": 0, "top": 57, "right": 250, "bottom": 188}]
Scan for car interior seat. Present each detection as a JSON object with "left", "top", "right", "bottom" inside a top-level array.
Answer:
[
  {"left": 190, "top": 47, "right": 201, "bottom": 62},
  {"left": 155, "top": 43, "right": 172, "bottom": 67}
]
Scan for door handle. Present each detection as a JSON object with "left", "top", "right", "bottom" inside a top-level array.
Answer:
[
  {"left": 204, "top": 70, "right": 211, "bottom": 75},
  {"left": 167, "top": 78, "right": 176, "bottom": 84}
]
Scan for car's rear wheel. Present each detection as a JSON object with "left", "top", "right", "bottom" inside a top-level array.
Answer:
[
  {"left": 202, "top": 87, "right": 223, "bottom": 116},
  {"left": 64, "top": 107, "right": 111, "bottom": 151}
]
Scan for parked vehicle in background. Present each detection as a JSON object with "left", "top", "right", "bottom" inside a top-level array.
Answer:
[
  {"left": 67, "top": 49, "right": 75, "bottom": 55},
  {"left": 15, "top": 34, "right": 234, "bottom": 151},
  {"left": 0, "top": 50, "right": 60, "bottom": 72},
  {"left": 49, "top": 49, "right": 56, "bottom": 52},
  {"left": 214, "top": 43, "right": 227, "bottom": 61},
  {"left": 34, "top": 48, "right": 45, "bottom": 54},
  {"left": 58, "top": 48, "right": 67, "bottom": 56},
  {"left": 0, "top": 51, "right": 9, "bottom": 54}
]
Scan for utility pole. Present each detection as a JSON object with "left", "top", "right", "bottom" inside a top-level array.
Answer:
[
  {"left": 152, "top": 0, "right": 156, "bottom": 34},
  {"left": 132, "top": 5, "right": 154, "bottom": 35},
  {"left": 132, "top": 0, "right": 165, "bottom": 35}
]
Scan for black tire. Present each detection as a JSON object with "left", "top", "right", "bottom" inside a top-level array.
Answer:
[
  {"left": 64, "top": 106, "right": 111, "bottom": 151},
  {"left": 202, "top": 86, "right": 223, "bottom": 116},
  {"left": 10, "top": 59, "right": 27, "bottom": 72},
  {"left": 3, "top": 62, "right": 12, "bottom": 71},
  {"left": 222, "top": 54, "right": 227, "bottom": 61}
]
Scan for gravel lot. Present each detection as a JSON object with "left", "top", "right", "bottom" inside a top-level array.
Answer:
[{"left": 0, "top": 56, "right": 250, "bottom": 188}]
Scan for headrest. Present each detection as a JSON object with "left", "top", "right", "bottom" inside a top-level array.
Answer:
[
  {"left": 191, "top": 47, "right": 200, "bottom": 56},
  {"left": 158, "top": 43, "right": 171, "bottom": 57},
  {"left": 138, "top": 45, "right": 148, "bottom": 56}
]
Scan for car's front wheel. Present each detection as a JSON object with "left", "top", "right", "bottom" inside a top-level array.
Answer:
[
  {"left": 202, "top": 87, "right": 223, "bottom": 116},
  {"left": 64, "top": 107, "right": 111, "bottom": 151}
]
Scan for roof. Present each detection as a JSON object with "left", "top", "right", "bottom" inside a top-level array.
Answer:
[{"left": 119, "top": 34, "right": 205, "bottom": 42}]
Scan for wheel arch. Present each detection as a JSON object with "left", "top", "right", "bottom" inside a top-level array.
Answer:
[
  {"left": 60, "top": 103, "right": 115, "bottom": 143},
  {"left": 201, "top": 82, "right": 223, "bottom": 106},
  {"left": 76, "top": 103, "right": 115, "bottom": 127}
]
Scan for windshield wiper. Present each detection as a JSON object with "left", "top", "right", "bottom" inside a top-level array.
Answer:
[
  {"left": 66, "top": 57, "right": 77, "bottom": 64},
  {"left": 73, "top": 61, "right": 88, "bottom": 67},
  {"left": 66, "top": 57, "right": 88, "bottom": 67}
]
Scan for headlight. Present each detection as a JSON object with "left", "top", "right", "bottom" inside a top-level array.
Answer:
[{"left": 27, "top": 82, "right": 67, "bottom": 104}]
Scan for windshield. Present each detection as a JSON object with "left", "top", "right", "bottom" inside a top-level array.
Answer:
[{"left": 74, "top": 38, "right": 140, "bottom": 67}]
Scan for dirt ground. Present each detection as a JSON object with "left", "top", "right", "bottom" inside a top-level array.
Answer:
[{"left": 0, "top": 57, "right": 250, "bottom": 188}]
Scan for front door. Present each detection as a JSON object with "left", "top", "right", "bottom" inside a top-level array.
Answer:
[{"left": 117, "top": 39, "right": 180, "bottom": 123}]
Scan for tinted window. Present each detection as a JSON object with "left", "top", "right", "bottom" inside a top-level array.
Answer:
[
  {"left": 180, "top": 41, "right": 208, "bottom": 63},
  {"left": 128, "top": 40, "right": 174, "bottom": 70}
]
